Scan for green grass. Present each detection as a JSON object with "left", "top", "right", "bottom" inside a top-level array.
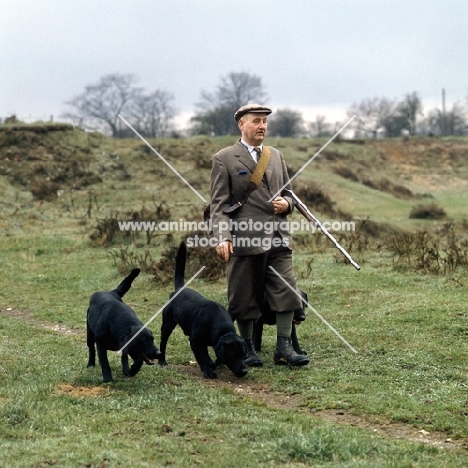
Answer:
[
  {"left": 1, "top": 237, "right": 468, "bottom": 466},
  {"left": 0, "top": 310, "right": 466, "bottom": 467},
  {"left": 1, "top": 132, "right": 468, "bottom": 466}
]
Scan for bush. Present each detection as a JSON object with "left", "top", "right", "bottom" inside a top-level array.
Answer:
[
  {"left": 333, "top": 166, "right": 359, "bottom": 182},
  {"left": 388, "top": 223, "right": 468, "bottom": 274},
  {"left": 89, "top": 202, "right": 172, "bottom": 247},
  {"left": 110, "top": 236, "right": 225, "bottom": 284},
  {"left": 409, "top": 203, "right": 446, "bottom": 220},
  {"left": 293, "top": 182, "right": 353, "bottom": 220}
]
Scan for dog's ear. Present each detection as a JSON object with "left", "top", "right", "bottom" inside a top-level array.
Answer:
[
  {"left": 122, "top": 326, "right": 141, "bottom": 350},
  {"left": 214, "top": 340, "right": 225, "bottom": 363},
  {"left": 129, "top": 325, "right": 153, "bottom": 341}
]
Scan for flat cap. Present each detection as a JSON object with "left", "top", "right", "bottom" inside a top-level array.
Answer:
[{"left": 234, "top": 103, "right": 272, "bottom": 121}]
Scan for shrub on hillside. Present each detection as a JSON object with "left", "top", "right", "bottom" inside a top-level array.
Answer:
[
  {"left": 89, "top": 202, "right": 172, "bottom": 247},
  {"left": 333, "top": 166, "right": 359, "bottom": 182},
  {"left": 388, "top": 223, "right": 468, "bottom": 274},
  {"left": 111, "top": 236, "right": 225, "bottom": 284},
  {"left": 409, "top": 203, "right": 446, "bottom": 220},
  {"left": 293, "top": 182, "right": 353, "bottom": 219}
]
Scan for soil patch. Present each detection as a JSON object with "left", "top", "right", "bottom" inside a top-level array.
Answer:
[{"left": 56, "top": 383, "right": 110, "bottom": 397}]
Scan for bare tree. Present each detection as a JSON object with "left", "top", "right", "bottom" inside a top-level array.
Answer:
[
  {"left": 379, "top": 92, "right": 423, "bottom": 137},
  {"left": 268, "top": 109, "right": 305, "bottom": 138},
  {"left": 347, "top": 97, "right": 396, "bottom": 137},
  {"left": 217, "top": 72, "right": 268, "bottom": 109},
  {"left": 192, "top": 71, "right": 268, "bottom": 135},
  {"left": 130, "top": 90, "right": 176, "bottom": 138},
  {"left": 425, "top": 103, "right": 467, "bottom": 136},
  {"left": 308, "top": 115, "right": 332, "bottom": 137},
  {"left": 381, "top": 114, "right": 410, "bottom": 137},
  {"left": 64, "top": 73, "right": 142, "bottom": 136},
  {"left": 399, "top": 91, "right": 422, "bottom": 135},
  {"left": 191, "top": 104, "right": 235, "bottom": 136}
]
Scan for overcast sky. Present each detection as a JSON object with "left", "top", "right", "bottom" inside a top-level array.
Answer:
[{"left": 1, "top": 0, "right": 467, "bottom": 127}]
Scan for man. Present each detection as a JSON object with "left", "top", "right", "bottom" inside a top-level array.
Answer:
[{"left": 210, "top": 103, "right": 309, "bottom": 367}]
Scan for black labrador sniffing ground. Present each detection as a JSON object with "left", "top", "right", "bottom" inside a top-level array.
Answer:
[
  {"left": 159, "top": 242, "right": 248, "bottom": 379},
  {"left": 86, "top": 268, "right": 161, "bottom": 382},
  {"left": 253, "top": 291, "right": 308, "bottom": 355}
]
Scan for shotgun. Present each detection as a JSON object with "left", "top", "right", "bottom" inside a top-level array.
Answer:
[{"left": 283, "top": 189, "right": 361, "bottom": 270}]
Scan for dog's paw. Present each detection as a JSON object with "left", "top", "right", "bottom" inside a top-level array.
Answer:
[
  {"left": 158, "top": 359, "right": 168, "bottom": 367},
  {"left": 203, "top": 370, "right": 218, "bottom": 379}
]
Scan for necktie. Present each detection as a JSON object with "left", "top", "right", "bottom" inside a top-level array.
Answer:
[{"left": 254, "top": 147, "right": 261, "bottom": 163}]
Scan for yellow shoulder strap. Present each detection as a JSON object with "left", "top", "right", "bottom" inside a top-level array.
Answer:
[
  {"left": 222, "top": 146, "right": 272, "bottom": 214},
  {"left": 249, "top": 146, "right": 271, "bottom": 186}
]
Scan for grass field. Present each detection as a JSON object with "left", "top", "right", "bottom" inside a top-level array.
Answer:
[{"left": 0, "top": 125, "right": 467, "bottom": 467}]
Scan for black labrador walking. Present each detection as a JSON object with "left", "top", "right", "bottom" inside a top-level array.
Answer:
[
  {"left": 87, "top": 269, "right": 161, "bottom": 382},
  {"left": 158, "top": 242, "right": 248, "bottom": 379}
]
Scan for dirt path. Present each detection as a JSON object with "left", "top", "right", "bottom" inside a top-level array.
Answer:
[
  {"left": 173, "top": 364, "right": 468, "bottom": 452},
  {"left": 0, "top": 307, "right": 80, "bottom": 335},
  {"left": 2, "top": 307, "right": 467, "bottom": 452}
]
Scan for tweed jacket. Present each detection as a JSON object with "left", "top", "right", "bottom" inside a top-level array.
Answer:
[{"left": 210, "top": 140, "right": 294, "bottom": 256}]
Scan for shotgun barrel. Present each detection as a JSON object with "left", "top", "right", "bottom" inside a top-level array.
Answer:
[{"left": 283, "top": 189, "right": 361, "bottom": 270}]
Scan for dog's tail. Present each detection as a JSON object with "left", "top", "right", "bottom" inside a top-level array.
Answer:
[
  {"left": 114, "top": 268, "right": 141, "bottom": 298},
  {"left": 174, "top": 242, "right": 186, "bottom": 290}
]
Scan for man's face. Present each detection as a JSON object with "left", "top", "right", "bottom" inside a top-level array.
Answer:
[{"left": 239, "top": 113, "right": 268, "bottom": 146}]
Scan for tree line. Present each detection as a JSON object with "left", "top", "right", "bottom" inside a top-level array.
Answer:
[{"left": 62, "top": 72, "right": 467, "bottom": 138}]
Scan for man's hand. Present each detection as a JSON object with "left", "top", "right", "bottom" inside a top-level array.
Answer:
[
  {"left": 216, "top": 240, "right": 233, "bottom": 262},
  {"left": 272, "top": 197, "right": 289, "bottom": 215}
]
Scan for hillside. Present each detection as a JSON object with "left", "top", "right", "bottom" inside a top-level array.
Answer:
[{"left": 1, "top": 123, "right": 467, "bottom": 242}]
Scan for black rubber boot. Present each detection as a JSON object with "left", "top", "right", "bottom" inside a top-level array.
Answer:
[
  {"left": 274, "top": 336, "right": 309, "bottom": 366},
  {"left": 244, "top": 340, "right": 263, "bottom": 367}
]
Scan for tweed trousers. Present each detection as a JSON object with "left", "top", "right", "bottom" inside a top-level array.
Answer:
[{"left": 226, "top": 245, "right": 302, "bottom": 322}]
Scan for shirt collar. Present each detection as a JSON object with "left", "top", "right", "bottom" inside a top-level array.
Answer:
[{"left": 241, "top": 139, "right": 263, "bottom": 155}]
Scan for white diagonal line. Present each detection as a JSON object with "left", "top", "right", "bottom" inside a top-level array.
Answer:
[
  {"left": 118, "top": 114, "right": 208, "bottom": 203},
  {"left": 269, "top": 115, "right": 356, "bottom": 202},
  {"left": 117, "top": 266, "right": 206, "bottom": 354},
  {"left": 269, "top": 266, "right": 358, "bottom": 353}
]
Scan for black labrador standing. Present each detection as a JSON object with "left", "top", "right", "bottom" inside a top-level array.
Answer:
[
  {"left": 159, "top": 242, "right": 248, "bottom": 379},
  {"left": 253, "top": 291, "right": 308, "bottom": 355},
  {"left": 87, "top": 268, "right": 161, "bottom": 382}
]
